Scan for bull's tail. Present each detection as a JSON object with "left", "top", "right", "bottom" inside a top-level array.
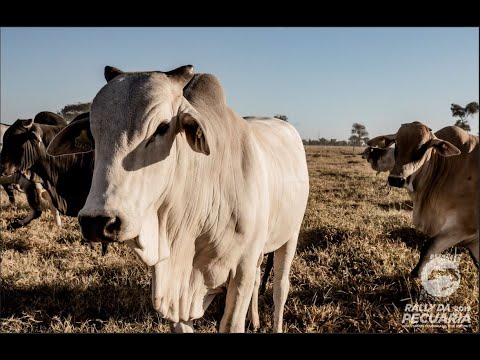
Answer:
[{"left": 260, "top": 252, "right": 274, "bottom": 294}]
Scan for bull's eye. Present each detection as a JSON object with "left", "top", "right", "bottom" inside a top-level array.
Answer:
[
  {"left": 412, "top": 142, "right": 430, "bottom": 161},
  {"left": 146, "top": 123, "right": 170, "bottom": 147}
]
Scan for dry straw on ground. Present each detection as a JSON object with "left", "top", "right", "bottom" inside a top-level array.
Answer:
[{"left": 1, "top": 146, "right": 478, "bottom": 332}]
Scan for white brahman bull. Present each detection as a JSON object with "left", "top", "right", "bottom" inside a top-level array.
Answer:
[{"left": 47, "top": 65, "right": 309, "bottom": 333}]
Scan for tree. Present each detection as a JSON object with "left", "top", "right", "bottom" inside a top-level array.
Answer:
[
  {"left": 451, "top": 102, "right": 478, "bottom": 132},
  {"left": 318, "top": 137, "right": 328, "bottom": 145},
  {"left": 58, "top": 102, "right": 91, "bottom": 122},
  {"left": 349, "top": 123, "right": 369, "bottom": 152},
  {"left": 274, "top": 114, "right": 288, "bottom": 122}
]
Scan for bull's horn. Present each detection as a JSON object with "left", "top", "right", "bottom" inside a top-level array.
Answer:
[{"left": 165, "top": 65, "right": 194, "bottom": 88}]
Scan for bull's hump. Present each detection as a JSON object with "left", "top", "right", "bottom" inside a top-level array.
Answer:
[
  {"left": 183, "top": 73, "right": 226, "bottom": 108},
  {"left": 435, "top": 126, "right": 478, "bottom": 154}
]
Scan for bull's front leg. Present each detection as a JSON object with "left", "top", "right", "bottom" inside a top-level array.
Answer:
[
  {"left": 40, "top": 189, "right": 62, "bottom": 227},
  {"left": 170, "top": 320, "right": 194, "bottom": 333},
  {"left": 8, "top": 179, "right": 42, "bottom": 229},
  {"left": 219, "top": 259, "right": 257, "bottom": 333},
  {"left": 247, "top": 265, "right": 261, "bottom": 331},
  {"left": 2, "top": 184, "right": 16, "bottom": 204}
]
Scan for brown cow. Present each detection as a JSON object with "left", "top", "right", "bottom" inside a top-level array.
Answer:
[
  {"left": 361, "top": 146, "right": 395, "bottom": 175},
  {"left": 368, "top": 122, "right": 479, "bottom": 276}
]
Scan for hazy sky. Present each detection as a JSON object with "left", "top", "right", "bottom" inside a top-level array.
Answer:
[{"left": 1, "top": 27, "right": 478, "bottom": 139}]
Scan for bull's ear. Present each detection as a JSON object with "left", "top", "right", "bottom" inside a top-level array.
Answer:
[
  {"left": 166, "top": 65, "right": 194, "bottom": 88},
  {"left": 430, "top": 138, "right": 461, "bottom": 157},
  {"left": 178, "top": 112, "right": 210, "bottom": 155},
  {"left": 105, "top": 66, "right": 124, "bottom": 83},
  {"left": 367, "top": 134, "right": 396, "bottom": 148},
  {"left": 22, "top": 119, "right": 34, "bottom": 129},
  {"left": 46, "top": 118, "right": 94, "bottom": 156},
  {"left": 29, "top": 124, "right": 43, "bottom": 144}
]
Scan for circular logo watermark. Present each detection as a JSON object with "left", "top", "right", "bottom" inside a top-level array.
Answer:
[{"left": 420, "top": 255, "right": 461, "bottom": 298}]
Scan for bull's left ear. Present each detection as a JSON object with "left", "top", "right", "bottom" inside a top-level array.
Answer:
[
  {"left": 178, "top": 113, "right": 210, "bottom": 155},
  {"left": 47, "top": 118, "right": 94, "bottom": 156},
  {"left": 430, "top": 139, "right": 461, "bottom": 157},
  {"left": 368, "top": 134, "right": 396, "bottom": 148}
]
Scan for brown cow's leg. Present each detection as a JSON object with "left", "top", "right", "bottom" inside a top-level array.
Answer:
[
  {"left": 412, "top": 232, "right": 477, "bottom": 277},
  {"left": 466, "top": 240, "right": 479, "bottom": 268}
]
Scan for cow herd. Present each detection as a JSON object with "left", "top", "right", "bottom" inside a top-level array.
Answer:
[{"left": 1, "top": 65, "right": 478, "bottom": 332}]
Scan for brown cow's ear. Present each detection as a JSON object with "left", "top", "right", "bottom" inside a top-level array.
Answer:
[
  {"left": 105, "top": 66, "right": 124, "bottom": 83},
  {"left": 367, "top": 134, "right": 396, "bottom": 148},
  {"left": 178, "top": 112, "right": 210, "bottom": 155},
  {"left": 430, "top": 139, "right": 461, "bottom": 157},
  {"left": 47, "top": 118, "right": 94, "bottom": 156},
  {"left": 166, "top": 65, "right": 194, "bottom": 89}
]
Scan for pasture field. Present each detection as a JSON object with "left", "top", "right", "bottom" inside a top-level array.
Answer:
[{"left": 1, "top": 145, "right": 478, "bottom": 333}]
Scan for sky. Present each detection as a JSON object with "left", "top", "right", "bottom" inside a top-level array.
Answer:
[{"left": 1, "top": 27, "right": 478, "bottom": 140}]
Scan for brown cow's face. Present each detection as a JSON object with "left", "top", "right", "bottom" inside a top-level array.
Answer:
[
  {"left": 361, "top": 147, "right": 371, "bottom": 160},
  {"left": 0, "top": 119, "right": 42, "bottom": 176},
  {"left": 368, "top": 121, "right": 461, "bottom": 189},
  {"left": 389, "top": 122, "right": 433, "bottom": 186}
]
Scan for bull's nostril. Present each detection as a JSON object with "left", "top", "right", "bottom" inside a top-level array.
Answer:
[
  {"left": 79, "top": 215, "right": 120, "bottom": 242},
  {"left": 104, "top": 217, "right": 121, "bottom": 237}
]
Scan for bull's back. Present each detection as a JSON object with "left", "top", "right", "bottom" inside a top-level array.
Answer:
[{"left": 247, "top": 118, "right": 309, "bottom": 252}]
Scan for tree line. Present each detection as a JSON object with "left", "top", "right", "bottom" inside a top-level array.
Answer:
[
  {"left": 56, "top": 101, "right": 477, "bottom": 145},
  {"left": 303, "top": 101, "right": 478, "bottom": 147}
]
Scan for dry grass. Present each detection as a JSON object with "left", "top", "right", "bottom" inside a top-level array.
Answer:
[{"left": 1, "top": 145, "right": 478, "bottom": 333}]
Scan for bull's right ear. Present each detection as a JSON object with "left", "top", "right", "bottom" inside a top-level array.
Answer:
[
  {"left": 367, "top": 134, "right": 396, "bottom": 148},
  {"left": 46, "top": 118, "right": 94, "bottom": 156},
  {"left": 105, "top": 66, "right": 124, "bottom": 82},
  {"left": 178, "top": 113, "right": 210, "bottom": 155}
]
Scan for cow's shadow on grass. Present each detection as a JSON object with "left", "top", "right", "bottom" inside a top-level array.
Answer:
[
  {"left": 377, "top": 200, "right": 414, "bottom": 211},
  {"left": 1, "top": 265, "right": 150, "bottom": 331},
  {"left": 297, "top": 226, "right": 350, "bottom": 253},
  {"left": 385, "top": 227, "right": 429, "bottom": 250},
  {"left": 0, "top": 237, "right": 32, "bottom": 253},
  {"left": 257, "top": 272, "right": 422, "bottom": 332},
  {"left": 0, "top": 263, "right": 229, "bottom": 332}
]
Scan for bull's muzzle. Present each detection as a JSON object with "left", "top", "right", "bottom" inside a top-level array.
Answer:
[
  {"left": 388, "top": 176, "right": 405, "bottom": 188},
  {"left": 78, "top": 215, "right": 122, "bottom": 243}
]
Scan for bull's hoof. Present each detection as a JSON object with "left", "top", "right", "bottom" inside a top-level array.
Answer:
[{"left": 8, "top": 221, "right": 22, "bottom": 230}]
